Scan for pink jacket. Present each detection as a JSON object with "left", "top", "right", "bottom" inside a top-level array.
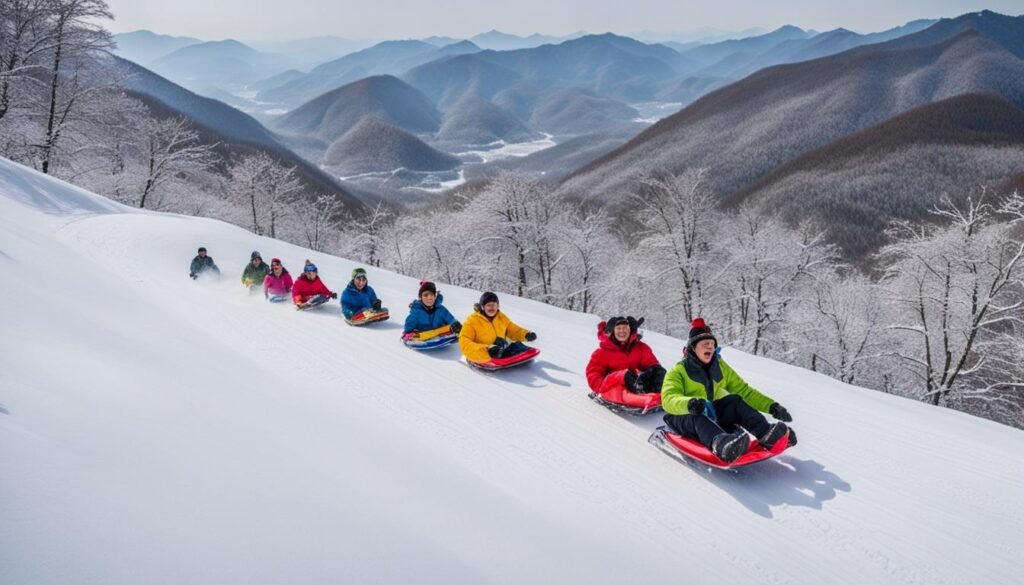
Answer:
[{"left": 263, "top": 271, "right": 293, "bottom": 296}]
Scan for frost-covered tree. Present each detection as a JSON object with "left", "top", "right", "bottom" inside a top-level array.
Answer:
[
  {"left": 34, "top": 0, "right": 114, "bottom": 175},
  {"left": 629, "top": 168, "right": 723, "bottom": 335},
  {"left": 880, "top": 191, "right": 1024, "bottom": 408},
  {"left": 228, "top": 152, "right": 302, "bottom": 238},
  {"left": 718, "top": 206, "right": 837, "bottom": 356},
  {"left": 134, "top": 115, "right": 217, "bottom": 209}
]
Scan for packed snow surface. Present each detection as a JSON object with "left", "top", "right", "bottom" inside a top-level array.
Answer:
[{"left": 1, "top": 157, "right": 1022, "bottom": 584}]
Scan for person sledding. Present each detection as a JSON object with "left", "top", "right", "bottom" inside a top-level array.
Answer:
[
  {"left": 402, "top": 280, "right": 461, "bottom": 343},
  {"left": 586, "top": 316, "right": 666, "bottom": 414},
  {"left": 241, "top": 250, "right": 269, "bottom": 292},
  {"left": 459, "top": 291, "right": 538, "bottom": 368},
  {"left": 263, "top": 257, "right": 293, "bottom": 302},
  {"left": 659, "top": 318, "right": 795, "bottom": 464},
  {"left": 292, "top": 261, "right": 336, "bottom": 309},
  {"left": 189, "top": 246, "right": 220, "bottom": 280},
  {"left": 342, "top": 267, "right": 388, "bottom": 323}
]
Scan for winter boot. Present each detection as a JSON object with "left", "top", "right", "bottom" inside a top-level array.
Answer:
[
  {"left": 711, "top": 430, "right": 750, "bottom": 463},
  {"left": 758, "top": 422, "right": 789, "bottom": 450},
  {"left": 787, "top": 428, "right": 798, "bottom": 447}
]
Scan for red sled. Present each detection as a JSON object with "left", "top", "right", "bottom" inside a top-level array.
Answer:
[
  {"left": 648, "top": 425, "right": 790, "bottom": 470},
  {"left": 467, "top": 346, "right": 540, "bottom": 371},
  {"left": 589, "top": 371, "right": 662, "bottom": 415},
  {"left": 346, "top": 309, "right": 390, "bottom": 326}
]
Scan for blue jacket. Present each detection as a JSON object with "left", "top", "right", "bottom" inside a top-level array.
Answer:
[
  {"left": 341, "top": 280, "right": 379, "bottom": 318},
  {"left": 403, "top": 293, "right": 458, "bottom": 333}
]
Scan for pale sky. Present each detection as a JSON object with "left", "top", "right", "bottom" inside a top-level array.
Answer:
[{"left": 106, "top": 0, "right": 1023, "bottom": 41}]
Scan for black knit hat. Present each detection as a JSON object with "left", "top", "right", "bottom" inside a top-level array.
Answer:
[
  {"left": 479, "top": 291, "right": 499, "bottom": 306},
  {"left": 419, "top": 280, "right": 437, "bottom": 296},
  {"left": 198, "top": 246, "right": 207, "bottom": 253},
  {"left": 687, "top": 318, "right": 717, "bottom": 348}
]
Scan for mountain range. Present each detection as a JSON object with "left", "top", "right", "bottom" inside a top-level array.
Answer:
[{"left": 561, "top": 11, "right": 1024, "bottom": 258}]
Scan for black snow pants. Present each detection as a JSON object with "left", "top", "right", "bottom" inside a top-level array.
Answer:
[{"left": 663, "top": 394, "right": 771, "bottom": 448}]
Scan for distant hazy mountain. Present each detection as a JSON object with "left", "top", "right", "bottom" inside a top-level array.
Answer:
[
  {"left": 528, "top": 88, "right": 640, "bottom": 134},
  {"left": 258, "top": 40, "right": 481, "bottom": 108},
  {"left": 469, "top": 30, "right": 586, "bottom": 50},
  {"left": 112, "top": 30, "right": 201, "bottom": 65},
  {"left": 404, "top": 33, "right": 685, "bottom": 108},
  {"left": 271, "top": 75, "right": 441, "bottom": 143},
  {"left": 147, "top": 39, "right": 293, "bottom": 93},
  {"left": 679, "top": 25, "right": 816, "bottom": 68},
  {"left": 434, "top": 95, "right": 538, "bottom": 147},
  {"left": 111, "top": 57, "right": 365, "bottom": 209},
  {"left": 247, "top": 36, "right": 375, "bottom": 70},
  {"left": 728, "top": 93, "right": 1024, "bottom": 258},
  {"left": 561, "top": 11, "right": 1024, "bottom": 205},
  {"left": 322, "top": 117, "right": 460, "bottom": 175},
  {"left": 114, "top": 56, "right": 283, "bottom": 148}
]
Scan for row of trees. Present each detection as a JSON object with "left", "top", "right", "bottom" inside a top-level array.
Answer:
[{"left": 329, "top": 171, "right": 1024, "bottom": 429}]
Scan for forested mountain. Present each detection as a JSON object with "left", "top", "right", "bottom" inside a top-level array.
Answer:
[{"left": 561, "top": 11, "right": 1024, "bottom": 226}]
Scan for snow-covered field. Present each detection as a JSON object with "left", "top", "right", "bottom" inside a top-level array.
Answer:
[{"left": 1, "top": 156, "right": 1022, "bottom": 585}]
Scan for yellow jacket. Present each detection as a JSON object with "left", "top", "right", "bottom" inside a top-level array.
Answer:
[{"left": 459, "top": 305, "right": 530, "bottom": 363}]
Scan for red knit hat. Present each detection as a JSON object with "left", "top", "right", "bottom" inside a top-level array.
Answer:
[{"left": 687, "top": 318, "right": 717, "bottom": 349}]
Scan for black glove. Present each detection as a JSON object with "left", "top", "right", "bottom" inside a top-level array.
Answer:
[
  {"left": 623, "top": 370, "right": 638, "bottom": 391},
  {"left": 190, "top": 273, "right": 197, "bottom": 280},
  {"left": 330, "top": 292, "right": 338, "bottom": 299},
  {"left": 687, "top": 398, "right": 706, "bottom": 415},
  {"left": 492, "top": 337, "right": 508, "bottom": 348},
  {"left": 372, "top": 299, "right": 382, "bottom": 310},
  {"left": 450, "top": 321, "right": 462, "bottom": 334},
  {"left": 636, "top": 365, "right": 666, "bottom": 393},
  {"left": 525, "top": 331, "right": 537, "bottom": 342},
  {"left": 487, "top": 345, "right": 502, "bottom": 358},
  {"left": 770, "top": 403, "right": 792, "bottom": 422}
]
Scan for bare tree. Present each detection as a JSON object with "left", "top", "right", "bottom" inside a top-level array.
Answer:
[
  {"left": 0, "top": 0, "right": 50, "bottom": 121},
  {"left": 228, "top": 152, "right": 302, "bottom": 237},
  {"left": 35, "top": 0, "right": 114, "bottom": 175},
  {"left": 881, "top": 191, "right": 1024, "bottom": 407},
  {"left": 135, "top": 115, "right": 217, "bottom": 209}
]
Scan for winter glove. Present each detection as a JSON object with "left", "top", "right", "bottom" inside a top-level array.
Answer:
[
  {"left": 330, "top": 292, "right": 338, "bottom": 299},
  {"left": 636, "top": 365, "right": 667, "bottom": 394},
  {"left": 770, "top": 403, "right": 792, "bottom": 422},
  {"left": 687, "top": 398, "right": 706, "bottom": 415},
  {"left": 450, "top": 321, "right": 462, "bottom": 334},
  {"left": 487, "top": 345, "right": 502, "bottom": 358},
  {"left": 525, "top": 331, "right": 537, "bottom": 342},
  {"left": 372, "top": 299, "right": 382, "bottom": 310},
  {"left": 623, "top": 370, "right": 638, "bottom": 391},
  {"left": 190, "top": 273, "right": 197, "bottom": 280}
]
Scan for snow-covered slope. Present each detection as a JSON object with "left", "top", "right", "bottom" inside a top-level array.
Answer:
[{"left": 1, "top": 156, "right": 1022, "bottom": 585}]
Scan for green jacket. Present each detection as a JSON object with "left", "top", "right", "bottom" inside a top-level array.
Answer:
[
  {"left": 661, "top": 351, "right": 775, "bottom": 416},
  {"left": 242, "top": 262, "right": 270, "bottom": 287}
]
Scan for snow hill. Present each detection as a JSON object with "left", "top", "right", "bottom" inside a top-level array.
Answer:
[{"left": 1, "top": 156, "right": 1022, "bottom": 585}]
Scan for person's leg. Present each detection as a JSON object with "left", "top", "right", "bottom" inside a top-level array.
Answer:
[
  {"left": 713, "top": 394, "right": 772, "bottom": 437},
  {"left": 663, "top": 413, "right": 725, "bottom": 448},
  {"left": 504, "top": 341, "right": 529, "bottom": 357}
]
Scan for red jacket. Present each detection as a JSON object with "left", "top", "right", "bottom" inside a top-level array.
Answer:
[
  {"left": 586, "top": 321, "right": 660, "bottom": 394},
  {"left": 291, "top": 274, "right": 333, "bottom": 303}
]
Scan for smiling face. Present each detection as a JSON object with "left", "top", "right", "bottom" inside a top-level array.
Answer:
[
  {"left": 354, "top": 275, "right": 367, "bottom": 290},
  {"left": 420, "top": 290, "right": 436, "bottom": 308},
  {"left": 251, "top": 257, "right": 262, "bottom": 267},
  {"left": 482, "top": 301, "right": 499, "bottom": 317},
  {"left": 304, "top": 270, "right": 317, "bottom": 280},
  {"left": 613, "top": 323, "right": 631, "bottom": 343},
  {"left": 694, "top": 339, "right": 716, "bottom": 364}
]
